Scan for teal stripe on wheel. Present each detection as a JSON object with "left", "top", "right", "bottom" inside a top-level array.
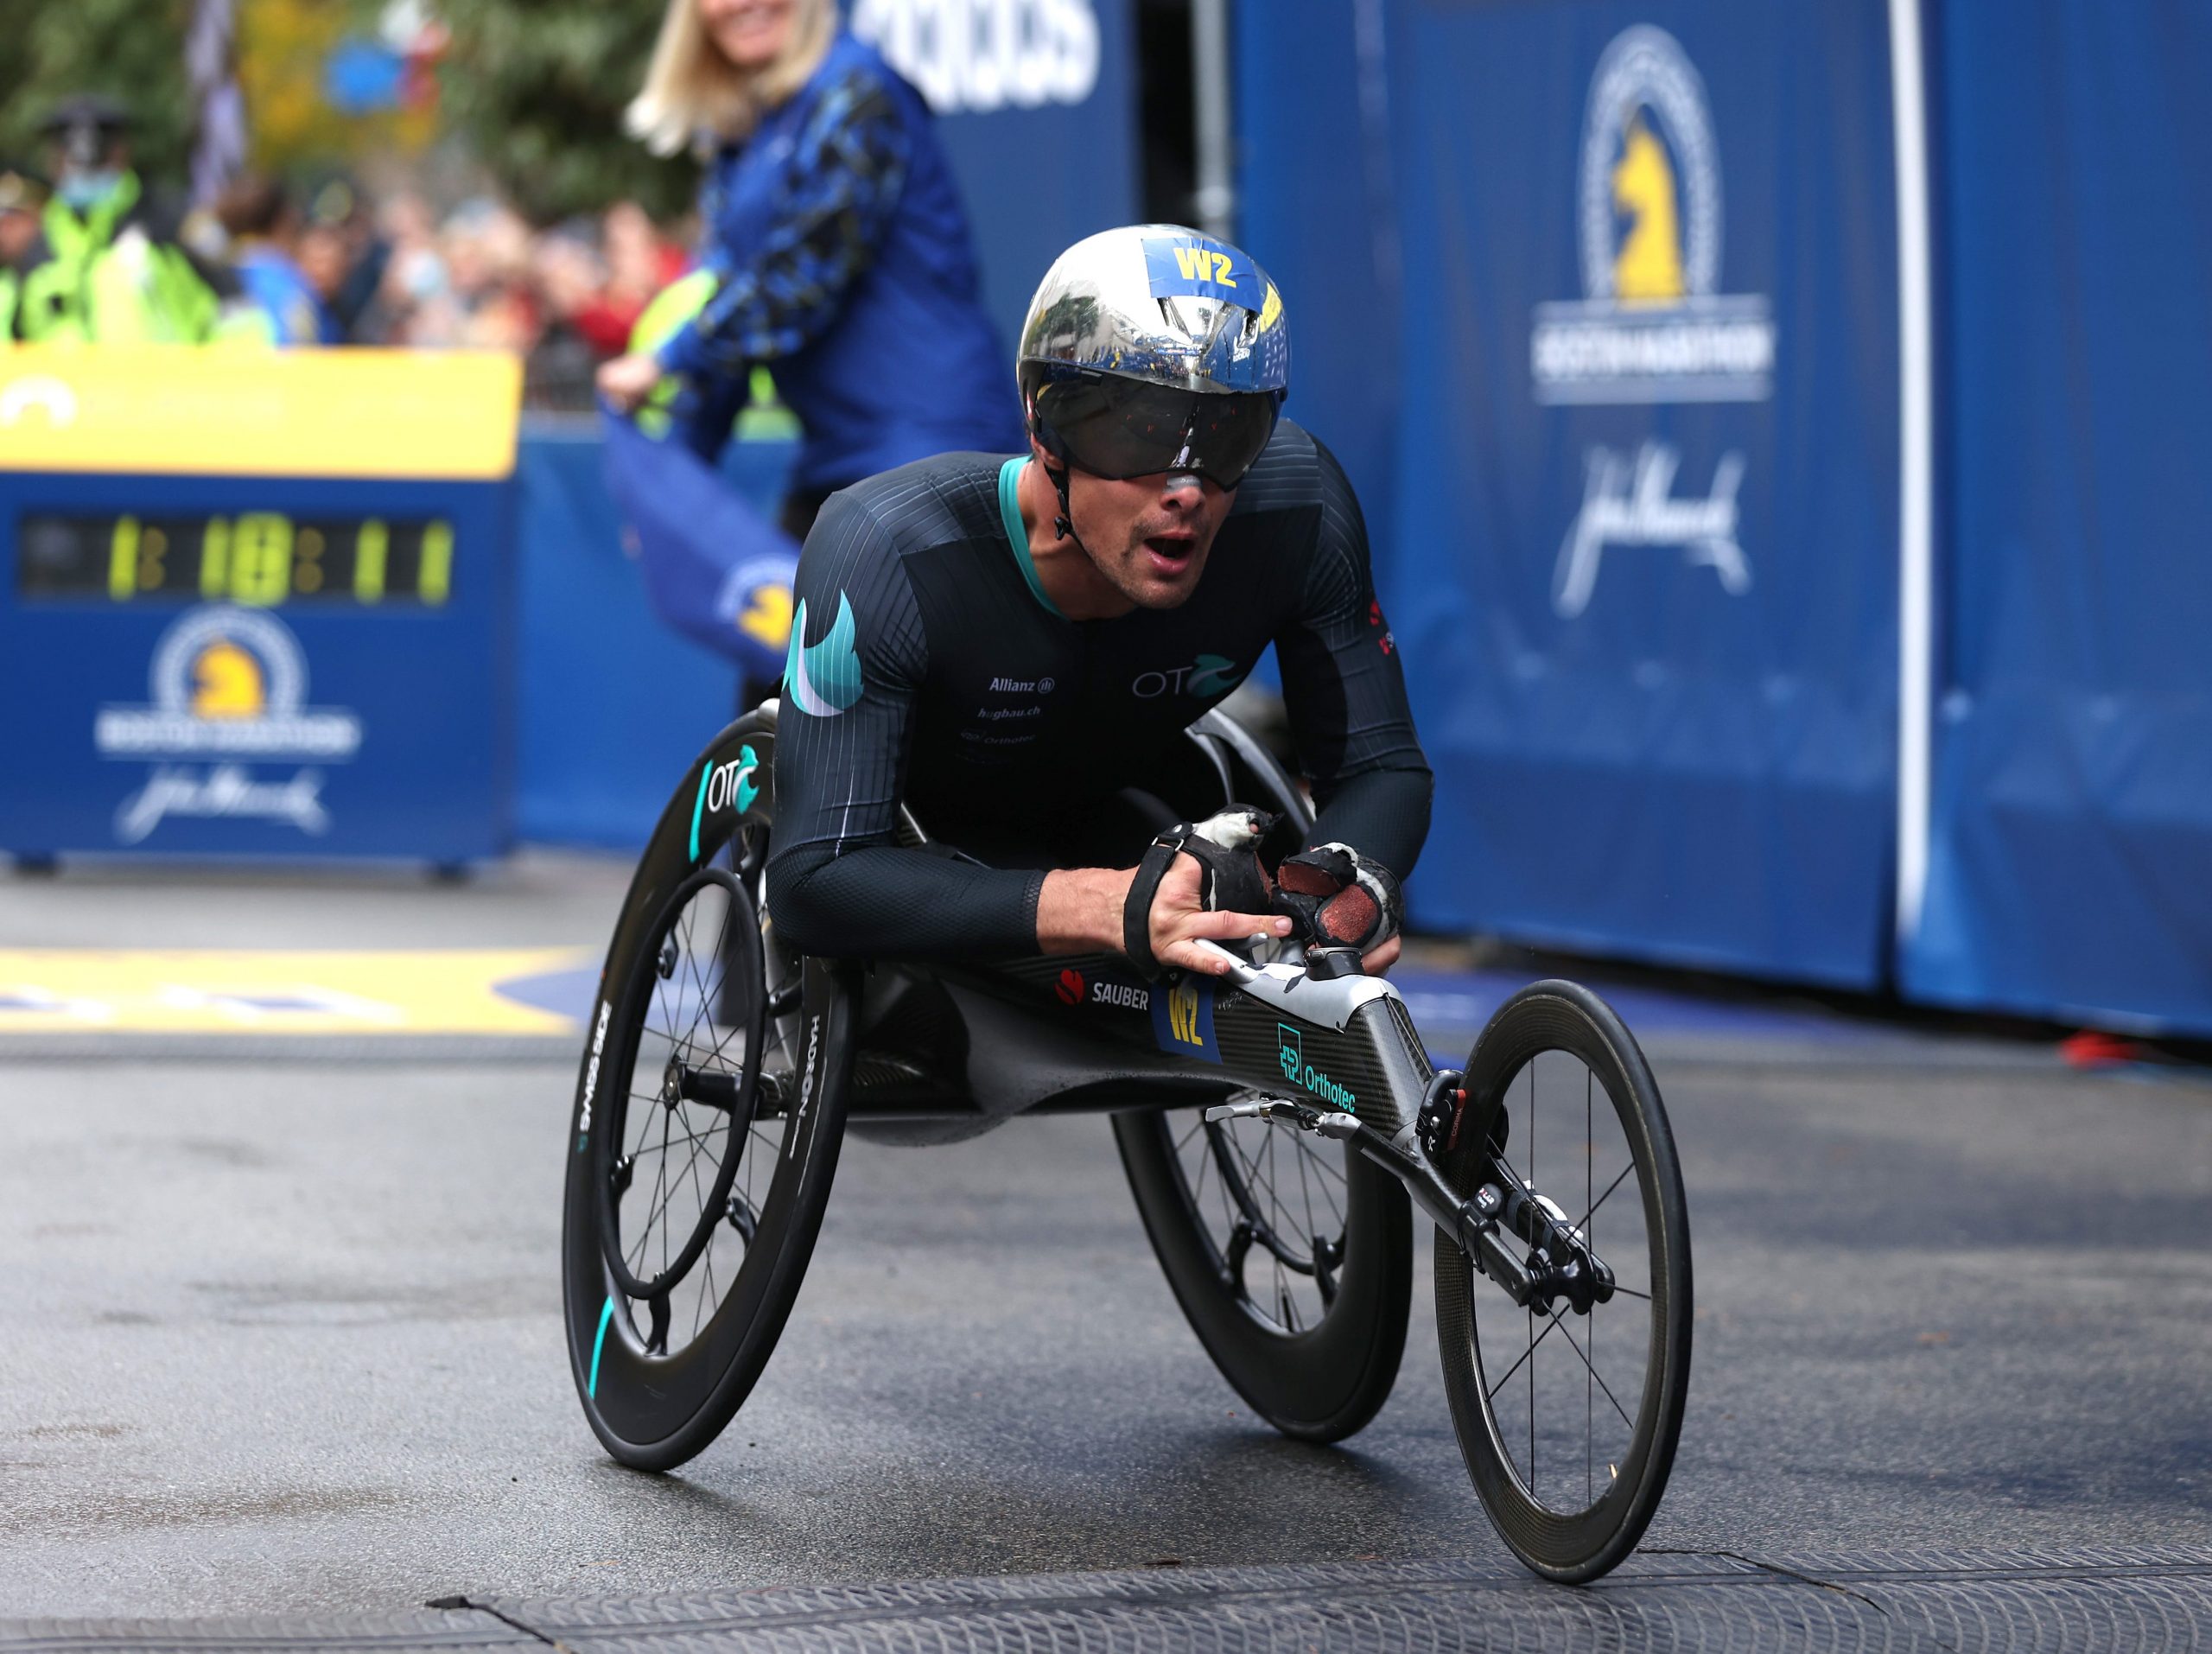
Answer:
[
  {"left": 588, "top": 1295, "right": 616, "bottom": 1398},
  {"left": 687, "top": 761, "right": 713, "bottom": 861}
]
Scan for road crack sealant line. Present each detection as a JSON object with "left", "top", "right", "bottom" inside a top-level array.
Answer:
[
  {"left": 1645, "top": 1549, "right": 1946, "bottom": 1650},
  {"left": 426, "top": 1600, "right": 573, "bottom": 1654}
]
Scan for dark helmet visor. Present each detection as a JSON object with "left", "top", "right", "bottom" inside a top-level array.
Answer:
[{"left": 1035, "top": 374, "right": 1281, "bottom": 490}]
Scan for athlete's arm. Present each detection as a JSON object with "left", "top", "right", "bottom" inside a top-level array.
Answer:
[
  {"left": 766, "top": 494, "right": 1048, "bottom": 961},
  {"left": 1272, "top": 437, "right": 1434, "bottom": 881}
]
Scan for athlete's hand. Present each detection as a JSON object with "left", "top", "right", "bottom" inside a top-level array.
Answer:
[
  {"left": 596, "top": 351, "right": 664, "bottom": 413},
  {"left": 1361, "top": 935, "right": 1402, "bottom": 975},
  {"left": 1150, "top": 853, "right": 1291, "bottom": 976}
]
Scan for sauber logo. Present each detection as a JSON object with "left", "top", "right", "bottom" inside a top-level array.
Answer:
[
  {"left": 1056, "top": 968, "right": 1085, "bottom": 1005},
  {"left": 1091, "top": 980, "right": 1147, "bottom": 1011}
]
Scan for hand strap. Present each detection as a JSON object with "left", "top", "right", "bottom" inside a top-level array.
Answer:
[{"left": 1122, "top": 825, "right": 1189, "bottom": 982}]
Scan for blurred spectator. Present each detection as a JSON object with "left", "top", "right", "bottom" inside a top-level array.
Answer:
[
  {"left": 527, "top": 219, "right": 614, "bottom": 405},
  {"left": 599, "top": 0, "right": 1022, "bottom": 544},
  {"left": 213, "top": 175, "right": 332, "bottom": 346},
  {"left": 594, "top": 200, "right": 688, "bottom": 351},
  {"left": 0, "top": 162, "right": 50, "bottom": 339},
  {"left": 14, "top": 94, "right": 250, "bottom": 344}
]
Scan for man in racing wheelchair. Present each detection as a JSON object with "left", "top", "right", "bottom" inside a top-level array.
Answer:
[{"left": 763, "top": 224, "right": 1432, "bottom": 979}]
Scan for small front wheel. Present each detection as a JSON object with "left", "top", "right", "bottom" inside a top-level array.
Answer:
[{"left": 1433, "top": 980, "right": 1693, "bottom": 1582}]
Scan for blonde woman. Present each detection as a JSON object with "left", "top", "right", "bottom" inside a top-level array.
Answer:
[{"left": 596, "top": 0, "right": 1021, "bottom": 548}]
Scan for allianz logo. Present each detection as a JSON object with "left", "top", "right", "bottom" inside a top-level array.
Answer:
[{"left": 1092, "top": 981, "right": 1148, "bottom": 1010}]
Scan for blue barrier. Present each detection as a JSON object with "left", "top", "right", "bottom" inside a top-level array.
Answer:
[
  {"left": 1900, "top": 3, "right": 2212, "bottom": 1035},
  {"left": 1244, "top": 0, "right": 1902, "bottom": 989},
  {"left": 514, "top": 423, "right": 793, "bottom": 849}
]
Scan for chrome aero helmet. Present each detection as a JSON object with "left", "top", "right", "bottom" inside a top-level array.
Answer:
[{"left": 1016, "top": 226, "right": 1290, "bottom": 528}]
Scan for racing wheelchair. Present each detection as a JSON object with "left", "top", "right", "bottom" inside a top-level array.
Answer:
[{"left": 561, "top": 703, "right": 1692, "bottom": 1582}]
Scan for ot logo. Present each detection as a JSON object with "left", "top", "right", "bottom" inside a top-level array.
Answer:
[
  {"left": 1056, "top": 968, "right": 1085, "bottom": 1006},
  {"left": 707, "top": 745, "right": 760, "bottom": 815},
  {"left": 1173, "top": 246, "right": 1237, "bottom": 288}
]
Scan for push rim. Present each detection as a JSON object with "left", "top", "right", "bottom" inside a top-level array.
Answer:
[
  {"left": 1169, "top": 1105, "right": 1350, "bottom": 1336},
  {"left": 593, "top": 858, "right": 771, "bottom": 1346}
]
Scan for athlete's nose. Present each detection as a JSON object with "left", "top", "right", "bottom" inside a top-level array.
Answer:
[{"left": 1160, "top": 471, "right": 1205, "bottom": 506}]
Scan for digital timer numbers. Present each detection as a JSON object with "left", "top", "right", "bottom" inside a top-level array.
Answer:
[{"left": 14, "top": 512, "right": 456, "bottom": 608}]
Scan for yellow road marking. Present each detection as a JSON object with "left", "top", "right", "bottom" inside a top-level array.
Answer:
[{"left": 0, "top": 949, "right": 585, "bottom": 1035}]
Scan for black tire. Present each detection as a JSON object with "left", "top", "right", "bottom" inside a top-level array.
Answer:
[
  {"left": 1115, "top": 709, "right": 1413, "bottom": 1441},
  {"left": 1114, "top": 1107, "right": 1413, "bottom": 1441},
  {"left": 1433, "top": 980, "right": 1693, "bottom": 1582},
  {"left": 562, "top": 710, "right": 854, "bottom": 1472}
]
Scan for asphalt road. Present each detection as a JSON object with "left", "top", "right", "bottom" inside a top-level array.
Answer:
[{"left": 2, "top": 856, "right": 2209, "bottom": 1618}]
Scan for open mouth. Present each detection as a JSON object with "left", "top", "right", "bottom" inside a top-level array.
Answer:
[{"left": 1144, "top": 535, "right": 1196, "bottom": 571}]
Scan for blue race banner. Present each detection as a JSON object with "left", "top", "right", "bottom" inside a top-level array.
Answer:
[
  {"left": 851, "top": 0, "right": 1136, "bottom": 350},
  {"left": 1235, "top": 0, "right": 1402, "bottom": 571},
  {"left": 1371, "top": 1, "right": 1902, "bottom": 986},
  {"left": 1901, "top": 3, "right": 2212, "bottom": 1034}
]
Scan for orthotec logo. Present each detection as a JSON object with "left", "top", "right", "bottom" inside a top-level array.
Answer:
[
  {"left": 1132, "top": 653, "right": 1243, "bottom": 700},
  {"left": 783, "top": 593, "right": 862, "bottom": 717},
  {"left": 1529, "top": 26, "right": 1776, "bottom": 406},
  {"left": 852, "top": 0, "right": 1098, "bottom": 114},
  {"left": 1277, "top": 1023, "right": 1357, "bottom": 1113}
]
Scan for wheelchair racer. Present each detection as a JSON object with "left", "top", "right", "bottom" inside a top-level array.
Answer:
[{"left": 765, "top": 225, "right": 1431, "bottom": 980}]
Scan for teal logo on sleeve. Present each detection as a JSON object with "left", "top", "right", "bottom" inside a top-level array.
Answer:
[{"left": 783, "top": 593, "right": 862, "bottom": 717}]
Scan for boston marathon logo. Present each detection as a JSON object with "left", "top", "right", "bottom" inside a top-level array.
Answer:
[
  {"left": 95, "top": 605, "right": 360, "bottom": 844},
  {"left": 1530, "top": 26, "right": 1776, "bottom": 406}
]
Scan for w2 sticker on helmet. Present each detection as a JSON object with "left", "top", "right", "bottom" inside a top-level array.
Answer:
[{"left": 1143, "top": 236, "right": 1257, "bottom": 303}]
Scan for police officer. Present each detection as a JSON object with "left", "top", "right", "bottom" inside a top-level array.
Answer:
[
  {"left": 13, "top": 94, "right": 240, "bottom": 344},
  {"left": 0, "top": 162, "right": 50, "bottom": 339}
]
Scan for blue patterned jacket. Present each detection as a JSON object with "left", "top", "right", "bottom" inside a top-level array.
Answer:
[{"left": 656, "top": 32, "right": 1025, "bottom": 492}]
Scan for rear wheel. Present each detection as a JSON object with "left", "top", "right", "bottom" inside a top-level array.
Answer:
[
  {"left": 562, "top": 714, "right": 853, "bottom": 1471},
  {"left": 1433, "top": 980, "right": 1692, "bottom": 1581},
  {"left": 1115, "top": 1104, "right": 1412, "bottom": 1440}
]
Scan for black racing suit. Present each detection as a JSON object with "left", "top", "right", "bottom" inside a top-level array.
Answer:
[{"left": 764, "top": 419, "right": 1432, "bottom": 961}]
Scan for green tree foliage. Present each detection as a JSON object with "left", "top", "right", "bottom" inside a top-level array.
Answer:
[
  {"left": 0, "top": 0, "right": 198, "bottom": 188},
  {"left": 434, "top": 0, "right": 697, "bottom": 223}
]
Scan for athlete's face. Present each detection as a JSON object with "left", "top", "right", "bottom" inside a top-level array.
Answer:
[
  {"left": 699, "top": 0, "right": 800, "bottom": 71},
  {"left": 1060, "top": 463, "right": 1236, "bottom": 611}
]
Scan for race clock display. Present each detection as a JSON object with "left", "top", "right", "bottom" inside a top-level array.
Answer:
[
  {"left": 16, "top": 511, "right": 457, "bottom": 607},
  {"left": 0, "top": 347, "right": 522, "bottom": 864}
]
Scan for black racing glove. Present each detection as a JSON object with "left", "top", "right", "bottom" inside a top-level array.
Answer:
[
  {"left": 1271, "top": 842, "right": 1403, "bottom": 952},
  {"left": 1121, "top": 805, "right": 1281, "bottom": 980}
]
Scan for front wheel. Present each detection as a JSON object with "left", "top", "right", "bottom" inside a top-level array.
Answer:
[{"left": 1433, "top": 980, "right": 1693, "bottom": 1581}]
